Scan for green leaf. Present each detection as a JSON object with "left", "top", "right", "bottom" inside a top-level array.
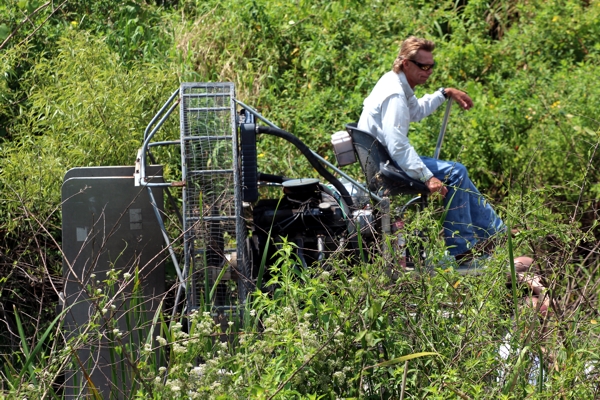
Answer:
[
  {"left": 0, "top": 24, "right": 9, "bottom": 42},
  {"left": 354, "top": 329, "right": 367, "bottom": 342},
  {"left": 584, "top": 127, "right": 598, "bottom": 137}
]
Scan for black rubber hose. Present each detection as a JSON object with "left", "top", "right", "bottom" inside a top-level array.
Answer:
[
  {"left": 258, "top": 172, "right": 289, "bottom": 184},
  {"left": 256, "top": 125, "right": 354, "bottom": 207}
]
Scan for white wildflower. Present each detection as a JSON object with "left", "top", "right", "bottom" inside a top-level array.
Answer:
[
  {"left": 172, "top": 342, "right": 186, "bottom": 354},
  {"left": 156, "top": 336, "right": 167, "bottom": 346},
  {"left": 333, "top": 370, "right": 345, "bottom": 384}
]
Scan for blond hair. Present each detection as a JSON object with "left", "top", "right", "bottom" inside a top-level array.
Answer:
[{"left": 392, "top": 36, "right": 435, "bottom": 73}]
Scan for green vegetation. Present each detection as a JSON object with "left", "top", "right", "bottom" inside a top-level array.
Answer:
[{"left": 1, "top": 0, "right": 599, "bottom": 398}]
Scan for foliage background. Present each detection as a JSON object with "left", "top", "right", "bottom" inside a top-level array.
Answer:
[{"left": 1, "top": 0, "right": 599, "bottom": 398}]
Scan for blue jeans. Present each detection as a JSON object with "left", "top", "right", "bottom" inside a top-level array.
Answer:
[{"left": 420, "top": 156, "right": 505, "bottom": 256}]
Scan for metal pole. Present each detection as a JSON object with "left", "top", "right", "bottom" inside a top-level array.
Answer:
[{"left": 433, "top": 98, "right": 453, "bottom": 160}]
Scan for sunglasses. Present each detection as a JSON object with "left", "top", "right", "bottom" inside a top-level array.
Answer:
[{"left": 408, "top": 59, "right": 435, "bottom": 71}]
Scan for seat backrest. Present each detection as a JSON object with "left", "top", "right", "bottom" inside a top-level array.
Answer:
[
  {"left": 345, "top": 123, "right": 391, "bottom": 189},
  {"left": 345, "top": 122, "right": 428, "bottom": 196}
]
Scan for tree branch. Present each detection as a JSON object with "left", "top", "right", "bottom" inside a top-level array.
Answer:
[
  {"left": 17, "top": 0, "right": 70, "bottom": 48},
  {"left": 0, "top": 1, "right": 51, "bottom": 50},
  {"left": 0, "top": 0, "right": 69, "bottom": 51}
]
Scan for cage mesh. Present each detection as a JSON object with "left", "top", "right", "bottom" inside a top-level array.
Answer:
[{"left": 180, "top": 83, "right": 248, "bottom": 313}]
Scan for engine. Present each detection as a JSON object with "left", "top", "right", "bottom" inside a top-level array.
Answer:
[
  {"left": 250, "top": 178, "right": 350, "bottom": 272},
  {"left": 238, "top": 110, "right": 378, "bottom": 286}
]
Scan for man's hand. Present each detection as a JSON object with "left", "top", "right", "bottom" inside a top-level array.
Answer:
[
  {"left": 425, "top": 177, "right": 448, "bottom": 199},
  {"left": 445, "top": 88, "right": 473, "bottom": 110}
]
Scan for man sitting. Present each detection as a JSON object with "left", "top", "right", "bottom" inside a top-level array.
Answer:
[{"left": 357, "top": 36, "right": 505, "bottom": 263}]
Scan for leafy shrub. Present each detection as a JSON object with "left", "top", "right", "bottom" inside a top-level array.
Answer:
[
  {"left": 1, "top": 0, "right": 600, "bottom": 397},
  {"left": 0, "top": 31, "right": 178, "bottom": 232}
]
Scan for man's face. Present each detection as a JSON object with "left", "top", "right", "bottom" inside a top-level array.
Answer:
[{"left": 402, "top": 50, "right": 435, "bottom": 88}]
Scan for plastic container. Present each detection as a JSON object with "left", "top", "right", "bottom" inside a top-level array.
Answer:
[{"left": 331, "top": 130, "right": 356, "bottom": 166}]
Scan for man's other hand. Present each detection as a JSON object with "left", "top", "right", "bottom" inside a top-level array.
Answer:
[
  {"left": 445, "top": 88, "right": 473, "bottom": 110},
  {"left": 425, "top": 177, "right": 448, "bottom": 199}
]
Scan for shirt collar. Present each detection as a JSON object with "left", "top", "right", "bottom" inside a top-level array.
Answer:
[{"left": 397, "top": 71, "right": 414, "bottom": 97}]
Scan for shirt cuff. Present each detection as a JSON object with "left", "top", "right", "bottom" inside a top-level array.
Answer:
[
  {"left": 420, "top": 172, "right": 434, "bottom": 183},
  {"left": 437, "top": 88, "right": 447, "bottom": 101}
]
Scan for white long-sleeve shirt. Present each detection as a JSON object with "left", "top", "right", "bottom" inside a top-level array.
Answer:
[{"left": 357, "top": 71, "right": 446, "bottom": 182}]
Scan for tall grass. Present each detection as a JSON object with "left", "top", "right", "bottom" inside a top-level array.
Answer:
[
  {"left": 2, "top": 193, "right": 599, "bottom": 399},
  {"left": 1, "top": 0, "right": 600, "bottom": 398}
]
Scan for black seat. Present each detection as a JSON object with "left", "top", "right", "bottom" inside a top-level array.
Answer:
[{"left": 345, "top": 123, "right": 428, "bottom": 196}]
